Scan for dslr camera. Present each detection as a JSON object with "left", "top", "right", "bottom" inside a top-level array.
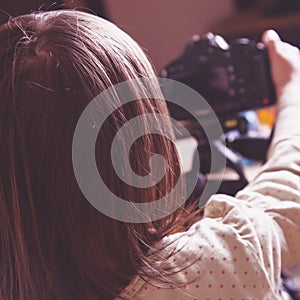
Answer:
[
  {"left": 160, "top": 33, "right": 277, "bottom": 198},
  {"left": 161, "top": 33, "right": 276, "bottom": 121}
]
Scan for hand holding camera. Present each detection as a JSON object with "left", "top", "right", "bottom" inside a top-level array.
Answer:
[{"left": 263, "top": 30, "right": 300, "bottom": 100}]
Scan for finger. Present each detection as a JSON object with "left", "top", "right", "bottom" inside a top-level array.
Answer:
[
  {"left": 262, "top": 29, "right": 281, "bottom": 46},
  {"left": 262, "top": 30, "right": 282, "bottom": 63}
]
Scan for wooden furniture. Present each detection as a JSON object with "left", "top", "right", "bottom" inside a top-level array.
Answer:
[{"left": 210, "top": 9, "right": 300, "bottom": 46}]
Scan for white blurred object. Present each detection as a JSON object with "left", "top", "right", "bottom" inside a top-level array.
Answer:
[{"left": 175, "top": 137, "right": 198, "bottom": 174}]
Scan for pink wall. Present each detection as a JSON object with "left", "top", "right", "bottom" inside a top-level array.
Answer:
[{"left": 106, "top": 0, "right": 235, "bottom": 72}]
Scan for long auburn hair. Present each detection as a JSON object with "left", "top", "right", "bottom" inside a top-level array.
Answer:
[{"left": 0, "top": 10, "right": 200, "bottom": 299}]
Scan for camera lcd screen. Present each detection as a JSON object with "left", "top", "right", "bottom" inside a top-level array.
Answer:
[{"left": 179, "top": 65, "right": 231, "bottom": 114}]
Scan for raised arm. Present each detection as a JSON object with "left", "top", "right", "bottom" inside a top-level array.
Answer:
[{"left": 236, "top": 30, "right": 300, "bottom": 269}]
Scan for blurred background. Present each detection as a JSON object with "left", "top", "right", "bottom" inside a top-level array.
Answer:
[{"left": 1, "top": 0, "right": 300, "bottom": 72}]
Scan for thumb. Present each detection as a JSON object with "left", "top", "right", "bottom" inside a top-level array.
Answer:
[{"left": 262, "top": 30, "right": 281, "bottom": 47}]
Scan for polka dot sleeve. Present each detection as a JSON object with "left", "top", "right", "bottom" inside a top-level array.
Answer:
[
  {"left": 235, "top": 86, "right": 300, "bottom": 270},
  {"left": 118, "top": 181, "right": 300, "bottom": 299},
  {"left": 118, "top": 197, "right": 286, "bottom": 299}
]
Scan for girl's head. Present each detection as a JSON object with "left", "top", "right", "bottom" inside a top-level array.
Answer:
[{"left": 0, "top": 10, "right": 196, "bottom": 299}]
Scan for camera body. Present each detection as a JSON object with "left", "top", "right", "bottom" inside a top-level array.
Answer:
[{"left": 161, "top": 33, "right": 276, "bottom": 120}]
